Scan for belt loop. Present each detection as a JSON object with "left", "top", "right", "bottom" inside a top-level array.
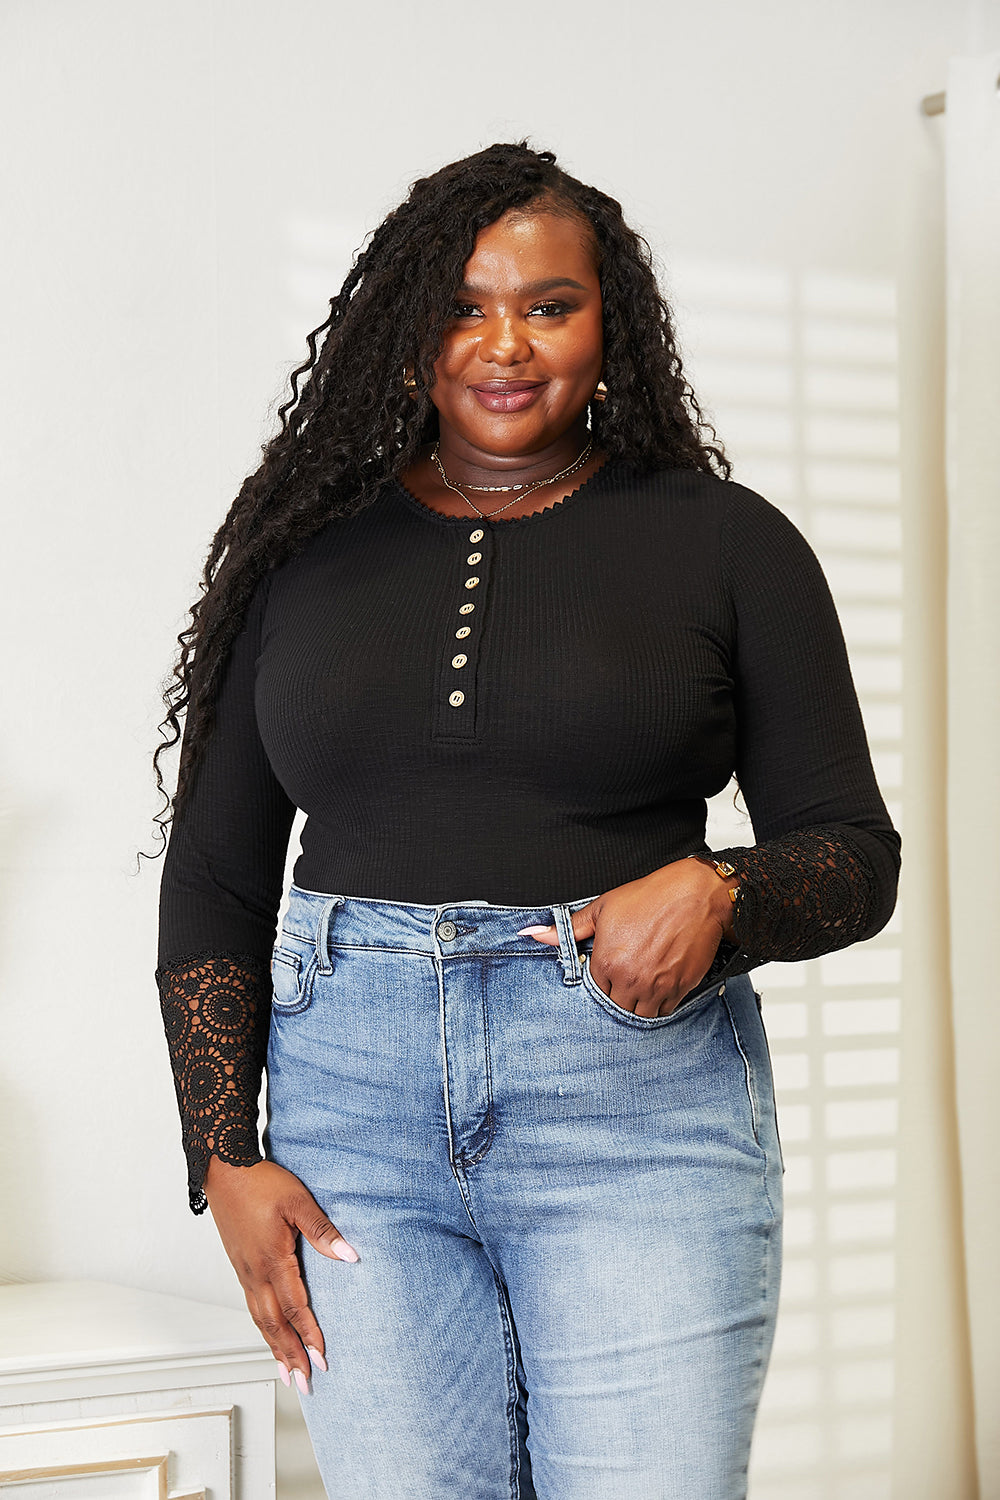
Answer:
[
  {"left": 551, "top": 904, "right": 582, "bottom": 986},
  {"left": 316, "top": 895, "right": 345, "bottom": 975}
]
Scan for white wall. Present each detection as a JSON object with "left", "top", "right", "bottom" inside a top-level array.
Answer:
[{"left": 2, "top": 2, "right": 996, "bottom": 1495}]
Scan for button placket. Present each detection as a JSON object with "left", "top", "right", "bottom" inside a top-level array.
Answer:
[{"left": 434, "top": 525, "right": 494, "bottom": 741}]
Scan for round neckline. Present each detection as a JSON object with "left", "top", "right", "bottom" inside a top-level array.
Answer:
[{"left": 391, "top": 455, "right": 625, "bottom": 529}]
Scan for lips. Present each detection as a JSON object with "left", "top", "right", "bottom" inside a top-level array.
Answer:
[{"left": 469, "top": 380, "right": 545, "bottom": 413}]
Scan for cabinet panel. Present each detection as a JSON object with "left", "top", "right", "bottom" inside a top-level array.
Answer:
[{"left": 0, "top": 1408, "right": 229, "bottom": 1500}]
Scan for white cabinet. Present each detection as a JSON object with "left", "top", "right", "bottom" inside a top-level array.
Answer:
[{"left": 0, "top": 1281, "right": 276, "bottom": 1499}]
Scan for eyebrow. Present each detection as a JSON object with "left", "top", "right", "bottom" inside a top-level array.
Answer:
[{"left": 456, "top": 277, "right": 590, "bottom": 296}]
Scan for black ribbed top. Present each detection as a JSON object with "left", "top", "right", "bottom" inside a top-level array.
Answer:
[
  {"left": 158, "top": 459, "right": 899, "bottom": 964},
  {"left": 156, "top": 460, "right": 902, "bottom": 1209}
]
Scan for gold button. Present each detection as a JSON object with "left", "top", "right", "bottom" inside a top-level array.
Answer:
[
  {"left": 449, "top": 690, "right": 465, "bottom": 707},
  {"left": 469, "top": 529, "right": 484, "bottom": 543},
  {"left": 456, "top": 626, "right": 471, "bottom": 639},
  {"left": 459, "top": 602, "right": 475, "bottom": 615},
  {"left": 467, "top": 551, "right": 482, "bottom": 566},
  {"left": 465, "top": 576, "right": 480, "bottom": 590},
  {"left": 452, "top": 653, "right": 467, "bottom": 669}
]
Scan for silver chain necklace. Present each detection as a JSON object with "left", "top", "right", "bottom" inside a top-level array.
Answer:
[{"left": 430, "top": 441, "right": 593, "bottom": 519}]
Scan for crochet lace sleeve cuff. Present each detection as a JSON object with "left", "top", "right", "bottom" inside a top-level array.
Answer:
[
  {"left": 704, "top": 825, "right": 893, "bottom": 984},
  {"left": 155, "top": 952, "right": 271, "bottom": 1214}
]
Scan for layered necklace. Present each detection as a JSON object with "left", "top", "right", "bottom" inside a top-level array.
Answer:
[{"left": 430, "top": 440, "right": 593, "bottom": 520}]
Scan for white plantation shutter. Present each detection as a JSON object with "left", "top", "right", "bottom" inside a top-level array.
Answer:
[{"left": 687, "top": 260, "right": 904, "bottom": 1499}]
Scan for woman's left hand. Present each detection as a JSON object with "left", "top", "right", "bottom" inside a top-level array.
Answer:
[{"left": 523, "top": 859, "right": 737, "bottom": 1016}]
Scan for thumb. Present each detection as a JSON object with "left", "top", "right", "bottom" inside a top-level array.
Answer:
[
  {"left": 293, "top": 1194, "right": 359, "bottom": 1263},
  {"left": 517, "top": 905, "right": 599, "bottom": 946},
  {"left": 517, "top": 904, "right": 597, "bottom": 948},
  {"left": 571, "top": 903, "right": 597, "bottom": 942}
]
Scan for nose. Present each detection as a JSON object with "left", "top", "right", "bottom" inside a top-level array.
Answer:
[{"left": 477, "top": 314, "right": 531, "bottom": 367}]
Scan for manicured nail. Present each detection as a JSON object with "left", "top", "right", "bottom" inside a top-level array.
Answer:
[
  {"left": 306, "top": 1345, "right": 328, "bottom": 1372},
  {"left": 294, "top": 1367, "right": 310, "bottom": 1395},
  {"left": 517, "top": 925, "right": 554, "bottom": 936},
  {"left": 276, "top": 1361, "right": 291, "bottom": 1388},
  {"left": 331, "top": 1239, "right": 360, "bottom": 1263}
]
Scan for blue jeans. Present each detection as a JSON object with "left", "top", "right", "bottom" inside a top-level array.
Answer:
[{"left": 265, "top": 887, "right": 783, "bottom": 1500}]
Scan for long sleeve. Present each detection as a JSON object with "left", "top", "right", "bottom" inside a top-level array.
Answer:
[
  {"left": 156, "top": 573, "right": 296, "bottom": 1212},
  {"left": 707, "top": 486, "right": 900, "bottom": 978}
]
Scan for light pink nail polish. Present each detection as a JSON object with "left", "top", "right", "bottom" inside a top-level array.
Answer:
[
  {"left": 294, "top": 1367, "right": 310, "bottom": 1395},
  {"left": 306, "top": 1345, "right": 328, "bottom": 1373},
  {"left": 517, "top": 925, "right": 554, "bottom": 936},
  {"left": 331, "top": 1239, "right": 360, "bottom": 1262},
  {"left": 276, "top": 1361, "right": 291, "bottom": 1388}
]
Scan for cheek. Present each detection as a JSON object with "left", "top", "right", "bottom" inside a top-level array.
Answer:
[
  {"left": 546, "top": 310, "right": 603, "bottom": 377},
  {"left": 430, "top": 338, "right": 473, "bottom": 401},
  {"left": 549, "top": 332, "right": 603, "bottom": 382}
]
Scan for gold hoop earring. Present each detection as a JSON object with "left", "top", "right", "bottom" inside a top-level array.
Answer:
[
  {"left": 404, "top": 368, "right": 418, "bottom": 400},
  {"left": 592, "top": 380, "right": 608, "bottom": 403}
]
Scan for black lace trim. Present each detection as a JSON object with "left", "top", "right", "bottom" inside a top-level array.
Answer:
[
  {"left": 711, "top": 826, "right": 879, "bottom": 979},
  {"left": 155, "top": 952, "right": 271, "bottom": 1214}
]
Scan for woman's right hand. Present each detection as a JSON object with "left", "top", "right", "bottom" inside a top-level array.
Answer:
[{"left": 203, "top": 1156, "right": 358, "bottom": 1391}]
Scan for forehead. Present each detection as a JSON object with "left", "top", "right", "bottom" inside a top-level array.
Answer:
[{"left": 461, "top": 210, "right": 600, "bottom": 287}]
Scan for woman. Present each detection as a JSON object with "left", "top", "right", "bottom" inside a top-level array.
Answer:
[{"left": 155, "top": 142, "right": 900, "bottom": 1499}]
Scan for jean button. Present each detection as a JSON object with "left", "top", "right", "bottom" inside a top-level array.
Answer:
[{"left": 437, "top": 920, "right": 458, "bottom": 942}]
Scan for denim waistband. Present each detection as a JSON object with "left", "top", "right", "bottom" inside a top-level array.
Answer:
[{"left": 280, "top": 885, "right": 595, "bottom": 968}]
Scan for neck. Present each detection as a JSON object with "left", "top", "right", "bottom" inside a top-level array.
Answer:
[{"left": 434, "top": 421, "right": 591, "bottom": 489}]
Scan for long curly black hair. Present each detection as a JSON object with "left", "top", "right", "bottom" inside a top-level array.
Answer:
[{"left": 151, "top": 140, "right": 730, "bottom": 839}]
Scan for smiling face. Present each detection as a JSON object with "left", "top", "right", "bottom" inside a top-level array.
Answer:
[{"left": 429, "top": 207, "right": 604, "bottom": 470}]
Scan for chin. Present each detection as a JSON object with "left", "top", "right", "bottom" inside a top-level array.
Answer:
[{"left": 448, "top": 406, "right": 578, "bottom": 455}]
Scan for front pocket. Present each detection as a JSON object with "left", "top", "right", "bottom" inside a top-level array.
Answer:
[
  {"left": 579, "top": 955, "right": 717, "bottom": 1030},
  {"left": 270, "top": 945, "right": 318, "bottom": 1014}
]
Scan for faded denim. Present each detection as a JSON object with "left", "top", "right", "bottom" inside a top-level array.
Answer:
[{"left": 265, "top": 887, "right": 783, "bottom": 1500}]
